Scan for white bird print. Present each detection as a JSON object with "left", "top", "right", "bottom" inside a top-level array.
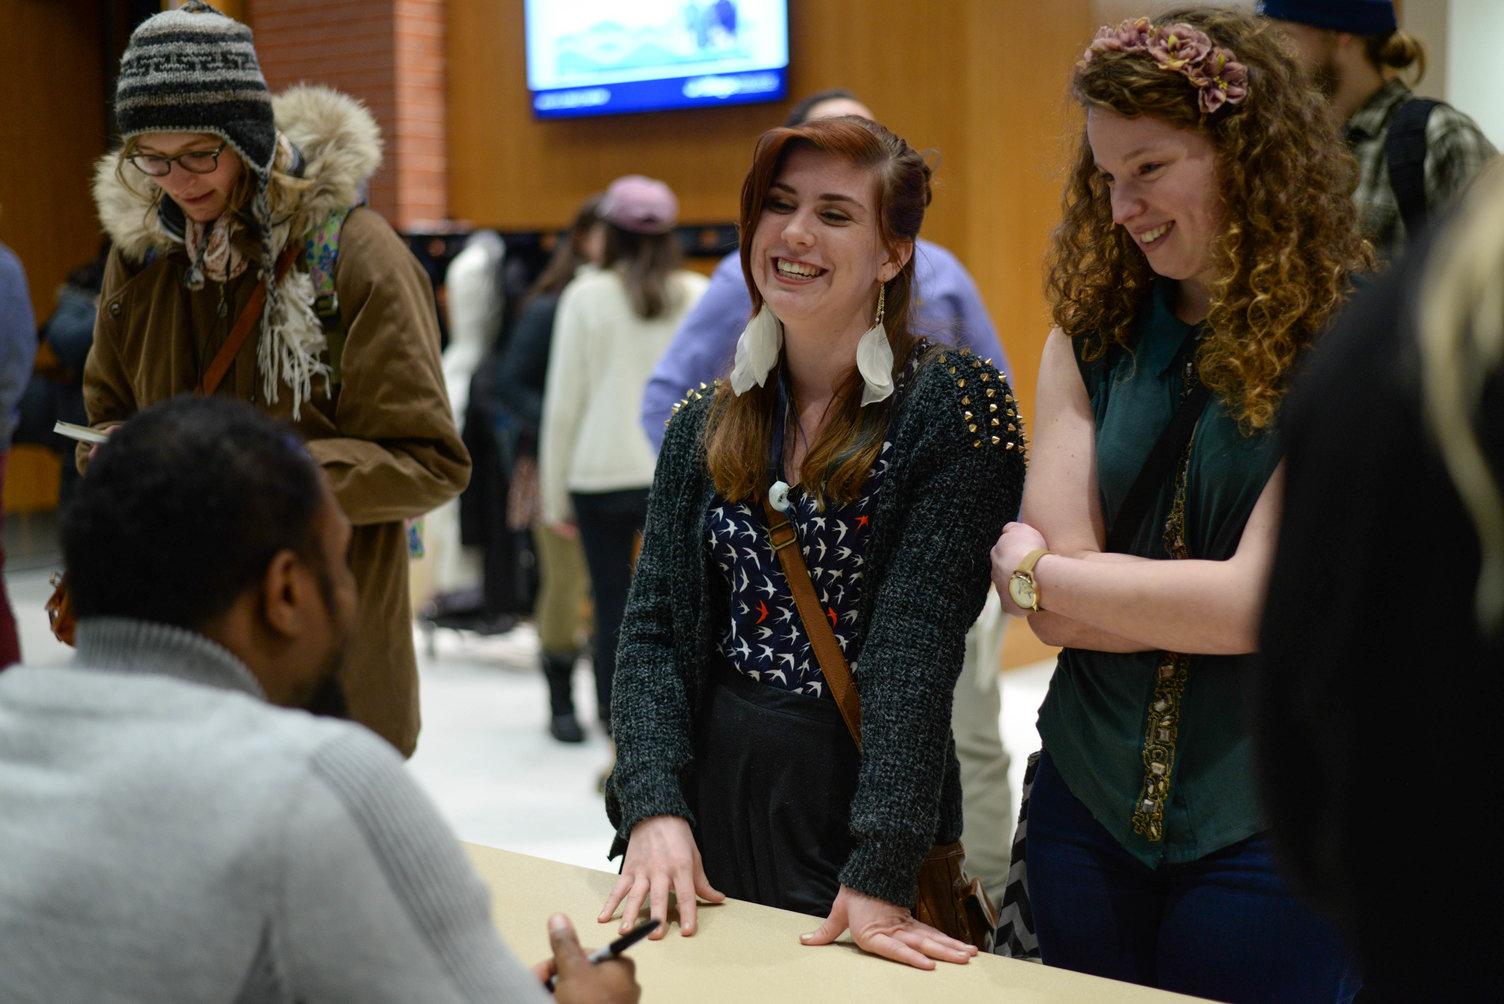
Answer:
[
  {"left": 737, "top": 602, "right": 750, "bottom": 616},
  {"left": 756, "top": 644, "right": 774, "bottom": 662},
  {"left": 810, "top": 516, "right": 826, "bottom": 531},
  {"left": 718, "top": 561, "right": 730, "bottom": 573},
  {"left": 741, "top": 546, "right": 762, "bottom": 570},
  {"left": 827, "top": 569, "right": 845, "bottom": 582},
  {"left": 712, "top": 506, "right": 725, "bottom": 521},
  {"left": 776, "top": 606, "right": 795, "bottom": 623},
  {"left": 819, "top": 589, "right": 830, "bottom": 605},
  {"left": 737, "top": 567, "right": 751, "bottom": 593},
  {"left": 735, "top": 638, "right": 752, "bottom": 660},
  {"left": 766, "top": 668, "right": 787, "bottom": 685},
  {"left": 815, "top": 539, "right": 827, "bottom": 561},
  {"left": 778, "top": 652, "right": 796, "bottom": 669},
  {"left": 755, "top": 627, "right": 773, "bottom": 641},
  {"left": 837, "top": 546, "right": 854, "bottom": 561},
  {"left": 881, "top": 442, "right": 892, "bottom": 454},
  {"left": 842, "top": 608, "right": 860, "bottom": 624},
  {"left": 707, "top": 528, "right": 717, "bottom": 546},
  {"left": 757, "top": 575, "right": 777, "bottom": 598},
  {"left": 834, "top": 521, "right": 849, "bottom": 544},
  {"left": 784, "top": 625, "right": 801, "bottom": 643},
  {"left": 848, "top": 571, "right": 864, "bottom": 586},
  {"left": 739, "top": 522, "right": 759, "bottom": 542},
  {"left": 834, "top": 633, "right": 849, "bottom": 648},
  {"left": 806, "top": 680, "right": 823, "bottom": 697}
]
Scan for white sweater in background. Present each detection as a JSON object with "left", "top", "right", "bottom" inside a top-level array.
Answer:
[{"left": 539, "top": 266, "right": 708, "bottom": 524}]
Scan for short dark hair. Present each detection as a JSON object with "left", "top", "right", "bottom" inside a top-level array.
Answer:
[
  {"left": 782, "top": 88, "right": 863, "bottom": 128},
  {"left": 63, "top": 396, "right": 327, "bottom": 630}
]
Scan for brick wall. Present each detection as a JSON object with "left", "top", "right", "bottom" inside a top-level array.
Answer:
[{"left": 247, "top": 0, "right": 447, "bottom": 230}]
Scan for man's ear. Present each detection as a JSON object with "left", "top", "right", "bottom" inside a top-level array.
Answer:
[
  {"left": 259, "top": 549, "right": 304, "bottom": 638},
  {"left": 880, "top": 239, "right": 914, "bottom": 283}
]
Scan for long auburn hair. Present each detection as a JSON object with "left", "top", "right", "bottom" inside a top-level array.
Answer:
[
  {"left": 704, "top": 116, "right": 932, "bottom": 507},
  {"left": 1049, "top": 6, "right": 1373, "bottom": 431}
]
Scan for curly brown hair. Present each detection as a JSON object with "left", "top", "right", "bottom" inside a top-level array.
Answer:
[{"left": 1048, "top": 6, "right": 1373, "bottom": 430}]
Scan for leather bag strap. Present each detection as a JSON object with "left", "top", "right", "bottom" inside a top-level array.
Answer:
[
  {"left": 762, "top": 497, "right": 863, "bottom": 746},
  {"left": 1105, "top": 379, "right": 1210, "bottom": 555},
  {"left": 195, "top": 243, "right": 301, "bottom": 398}
]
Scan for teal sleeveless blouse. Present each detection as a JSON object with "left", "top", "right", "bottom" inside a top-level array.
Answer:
[{"left": 1036, "top": 280, "right": 1282, "bottom": 867}]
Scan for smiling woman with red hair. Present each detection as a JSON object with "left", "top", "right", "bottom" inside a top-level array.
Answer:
[{"left": 600, "top": 116, "right": 1025, "bottom": 969}]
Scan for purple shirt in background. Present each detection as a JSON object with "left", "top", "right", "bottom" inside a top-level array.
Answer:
[{"left": 640, "top": 241, "right": 1008, "bottom": 449}]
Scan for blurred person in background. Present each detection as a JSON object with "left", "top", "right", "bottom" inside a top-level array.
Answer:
[
  {"left": 495, "top": 195, "right": 605, "bottom": 743},
  {"left": 642, "top": 86, "right": 1020, "bottom": 906},
  {"left": 538, "top": 176, "right": 706, "bottom": 740},
  {"left": 15, "top": 245, "right": 108, "bottom": 512},
  {"left": 991, "top": 9, "right": 1369, "bottom": 999},
  {"left": 0, "top": 233, "right": 36, "bottom": 669},
  {"left": 1256, "top": 159, "right": 1504, "bottom": 1002},
  {"left": 1259, "top": 0, "right": 1495, "bottom": 264},
  {"left": 84, "top": 2, "right": 468, "bottom": 756},
  {"left": 602, "top": 116, "right": 1023, "bottom": 969}
]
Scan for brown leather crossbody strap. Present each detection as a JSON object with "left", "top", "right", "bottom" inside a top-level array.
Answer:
[
  {"left": 762, "top": 497, "right": 863, "bottom": 746},
  {"left": 195, "top": 243, "right": 301, "bottom": 398}
]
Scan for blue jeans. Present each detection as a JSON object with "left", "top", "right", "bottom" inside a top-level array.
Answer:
[{"left": 1028, "top": 752, "right": 1361, "bottom": 1002}]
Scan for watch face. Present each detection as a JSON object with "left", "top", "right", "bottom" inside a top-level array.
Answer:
[{"left": 1009, "top": 572, "right": 1037, "bottom": 611}]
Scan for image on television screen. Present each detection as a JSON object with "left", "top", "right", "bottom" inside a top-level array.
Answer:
[{"left": 524, "top": 1, "right": 789, "bottom": 119}]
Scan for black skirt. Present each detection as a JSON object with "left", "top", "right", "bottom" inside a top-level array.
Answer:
[{"left": 693, "top": 661, "right": 861, "bottom": 918}]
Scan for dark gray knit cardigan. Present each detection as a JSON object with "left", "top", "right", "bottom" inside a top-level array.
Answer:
[{"left": 605, "top": 349, "right": 1026, "bottom": 907}]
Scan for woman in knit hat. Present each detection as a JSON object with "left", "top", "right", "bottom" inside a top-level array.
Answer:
[
  {"left": 84, "top": 1, "right": 470, "bottom": 758},
  {"left": 537, "top": 175, "right": 706, "bottom": 741}
]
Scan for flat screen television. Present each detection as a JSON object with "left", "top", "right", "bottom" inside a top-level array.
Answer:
[{"left": 524, "top": 1, "right": 789, "bottom": 120}]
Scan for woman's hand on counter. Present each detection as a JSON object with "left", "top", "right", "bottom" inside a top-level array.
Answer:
[
  {"left": 801, "top": 885, "right": 978, "bottom": 971},
  {"left": 599, "top": 815, "right": 725, "bottom": 939}
]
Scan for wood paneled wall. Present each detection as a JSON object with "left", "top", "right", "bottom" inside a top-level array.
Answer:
[
  {"left": 447, "top": 0, "right": 1096, "bottom": 422},
  {"left": 0, "top": 0, "right": 109, "bottom": 323}
]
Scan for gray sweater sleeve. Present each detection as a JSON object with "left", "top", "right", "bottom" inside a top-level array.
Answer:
[{"left": 279, "top": 730, "right": 550, "bottom": 1003}]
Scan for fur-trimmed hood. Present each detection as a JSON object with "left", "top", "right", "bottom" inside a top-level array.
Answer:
[{"left": 94, "top": 84, "right": 382, "bottom": 263}]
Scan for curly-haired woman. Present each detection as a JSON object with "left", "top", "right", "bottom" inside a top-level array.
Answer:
[
  {"left": 990, "top": 7, "right": 1369, "bottom": 999},
  {"left": 602, "top": 116, "right": 1025, "bottom": 969}
]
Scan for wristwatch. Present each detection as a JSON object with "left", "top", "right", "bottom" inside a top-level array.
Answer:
[{"left": 1008, "top": 548, "right": 1050, "bottom": 612}]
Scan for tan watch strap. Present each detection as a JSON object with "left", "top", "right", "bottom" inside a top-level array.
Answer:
[
  {"left": 762, "top": 496, "right": 863, "bottom": 748},
  {"left": 1017, "top": 548, "right": 1050, "bottom": 577}
]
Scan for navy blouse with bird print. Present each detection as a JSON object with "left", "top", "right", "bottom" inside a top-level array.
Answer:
[
  {"left": 702, "top": 332, "right": 930, "bottom": 705},
  {"left": 706, "top": 449, "right": 889, "bottom": 696}
]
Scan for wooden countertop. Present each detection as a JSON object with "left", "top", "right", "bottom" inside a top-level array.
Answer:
[{"left": 465, "top": 843, "right": 1204, "bottom": 1003}]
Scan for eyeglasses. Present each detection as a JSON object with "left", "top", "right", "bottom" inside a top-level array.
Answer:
[{"left": 126, "top": 141, "right": 228, "bottom": 177}]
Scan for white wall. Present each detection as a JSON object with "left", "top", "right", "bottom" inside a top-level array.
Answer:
[{"left": 1446, "top": 0, "right": 1504, "bottom": 145}]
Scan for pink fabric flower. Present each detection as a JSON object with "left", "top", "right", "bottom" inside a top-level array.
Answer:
[
  {"left": 1150, "top": 23, "right": 1212, "bottom": 70},
  {"left": 1081, "top": 17, "right": 1251, "bottom": 115}
]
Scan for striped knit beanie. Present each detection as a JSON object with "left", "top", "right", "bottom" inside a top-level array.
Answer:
[{"left": 114, "top": 1, "right": 276, "bottom": 177}]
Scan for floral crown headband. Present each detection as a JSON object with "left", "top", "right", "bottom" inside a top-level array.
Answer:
[{"left": 1082, "top": 17, "right": 1249, "bottom": 115}]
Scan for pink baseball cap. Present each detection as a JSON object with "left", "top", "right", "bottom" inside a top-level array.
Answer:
[{"left": 600, "top": 175, "right": 679, "bottom": 235}]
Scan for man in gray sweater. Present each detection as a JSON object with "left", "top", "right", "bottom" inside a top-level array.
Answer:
[{"left": 0, "top": 398, "right": 636, "bottom": 1003}]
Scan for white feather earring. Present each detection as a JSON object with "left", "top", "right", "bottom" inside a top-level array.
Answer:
[
  {"left": 856, "top": 283, "right": 895, "bottom": 406},
  {"left": 729, "top": 304, "right": 783, "bottom": 395}
]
